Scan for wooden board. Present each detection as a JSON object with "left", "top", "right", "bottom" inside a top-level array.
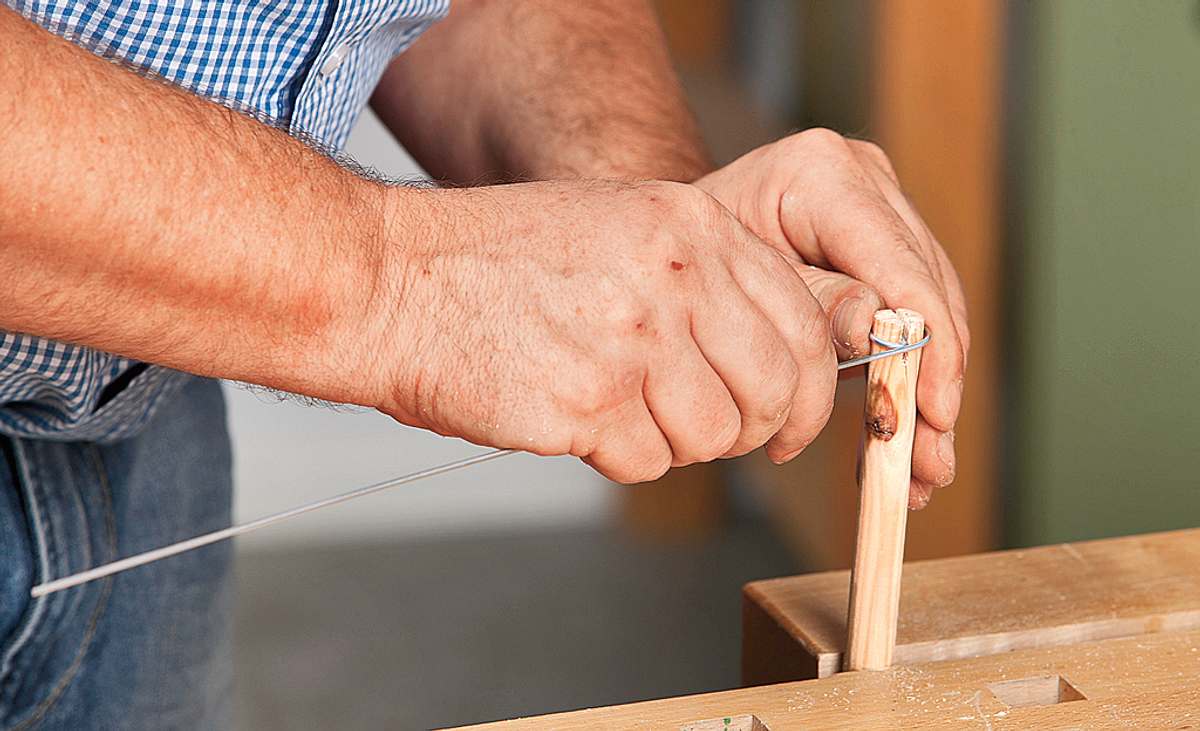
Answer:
[
  {"left": 744, "top": 528, "right": 1200, "bottom": 683},
  {"left": 868, "top": 0, "right": 1005, "bottom": 560},
  {"left": 456, "top": 628, "right": 1200, "bottom": 729}
]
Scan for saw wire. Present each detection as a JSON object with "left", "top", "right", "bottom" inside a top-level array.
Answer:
[{"left": 30, "top": 331, "right": 929, "bottom": 598}]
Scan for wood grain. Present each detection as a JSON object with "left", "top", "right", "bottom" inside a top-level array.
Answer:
[
  {"left": 744, "top": 528, "right": 1200, "bottom": 683},
  {"left": 845, "top": 310, "right": 924, "bottom": 670},
  {"left": 869, "top": 0, "right": 1004, "bottom": 560},
  {"left": 457, "top": 629, "right": 1200, "bottom": 730}
]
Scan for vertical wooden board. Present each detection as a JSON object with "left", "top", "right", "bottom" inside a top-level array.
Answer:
[
  {"left": 739, "top": 389, "right": 857, "bottom": 571},
  {"left": 868, "top": 0, "right": 1004, "bottom": 559},
  {"left": 652, "top": 0, "right": 731, "bottom": 68},
  {"left": 741, "top": 590, "right": 820, "bottom": 686}
]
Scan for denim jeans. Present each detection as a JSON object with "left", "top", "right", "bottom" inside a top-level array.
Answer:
[{"left": 0, "top": 376, "right": 233, "bottom": 730}]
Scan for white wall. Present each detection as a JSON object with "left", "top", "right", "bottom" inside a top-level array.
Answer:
[{"left": 229, "top": 110, "right": 613, "bottom": 547}]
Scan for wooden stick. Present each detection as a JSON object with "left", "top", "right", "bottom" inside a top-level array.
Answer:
[{"left": 844, "top": 309, "right": 925, "bottom": 671}]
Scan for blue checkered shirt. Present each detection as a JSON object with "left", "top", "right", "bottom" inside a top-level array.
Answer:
[{"left": 1, "top": 0, "right": 448, "bottom": 442}]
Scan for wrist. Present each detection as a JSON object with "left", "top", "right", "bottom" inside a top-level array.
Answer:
[
  {"left": 274, "top": 178, "right": 418, "bottom": 410},
  {"left": 341, "top": 183, "right": 464, "bottom": 421}
]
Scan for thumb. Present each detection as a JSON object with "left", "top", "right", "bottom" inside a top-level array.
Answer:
[{"left": 789, "top": 263, "right": 884, "bottom": 362}]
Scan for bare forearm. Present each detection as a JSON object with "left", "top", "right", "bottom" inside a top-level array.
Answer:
[
  {"left": 0, "top": 7, "right": 412, "bottom": 406},
  {"left": 373, "top": 0, "right": 711, "bottom": 183}
]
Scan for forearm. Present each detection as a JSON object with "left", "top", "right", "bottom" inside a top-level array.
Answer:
[
  {"left": 372, "top": 0, "right": 711, "bottom": 183},
  {"left": 0, "top": 7, "right": 411, "bottom": 407}
]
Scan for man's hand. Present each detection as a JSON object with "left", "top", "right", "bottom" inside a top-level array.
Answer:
[
  {"left": 696, "top": 129, "right": 969, "bottom": 507},
  {"left": 365, "top": 181, "right": 873, "bottom": 483}
]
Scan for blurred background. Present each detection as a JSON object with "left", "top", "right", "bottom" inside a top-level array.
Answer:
[{"left": 232, "top": 1, "right": 1200, "bottom": 728}]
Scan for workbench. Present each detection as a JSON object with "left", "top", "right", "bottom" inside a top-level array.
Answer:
[{"left": 457, "top": 529, "right": 1200, "bottom": 729}]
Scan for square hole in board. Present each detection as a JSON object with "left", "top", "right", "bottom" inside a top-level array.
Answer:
[
  {"left": 680, "top": 714, "right": 769, "bottom": 731},
  {"left": 986, "top": 675, "right": 1086, "bottom": 708}
]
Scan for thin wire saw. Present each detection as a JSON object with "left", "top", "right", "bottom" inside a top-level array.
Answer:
[
  {"left": 31, "top": 332, "right": 930, "bottom": 598},
  {"left": 31, "top": 449, "right": 514, "bottom": 597}
]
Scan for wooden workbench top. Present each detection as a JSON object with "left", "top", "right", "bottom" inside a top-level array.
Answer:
[
  {"left": 459, "top": 628, "right": 1200, "bottom": 729},
  {"left": 744, "top": 528, "right": 1200, "bottom": 682}
]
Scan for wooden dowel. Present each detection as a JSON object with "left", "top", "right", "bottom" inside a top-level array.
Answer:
[{"left": 845, "top": 309, "right": 926, "bottom": 671}]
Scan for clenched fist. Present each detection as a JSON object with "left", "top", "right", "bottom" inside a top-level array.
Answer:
[{"left": 360, "top": 180, "right": 878, "bottom": 483}]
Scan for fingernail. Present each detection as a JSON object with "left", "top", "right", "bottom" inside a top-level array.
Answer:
[
  {"left": 941, "top": 378, "right": 963, "bottom": 421},
  {"left": 936, "top": 430, "right": 956, "bottom": 486},
  {"left": 774, "top": 443, "right": 810, "bottom": 464},
  {"left": 832, "top": 297, "right": 868, "bottom": 355},
  {"left": 909, "top": 482, "right": 932, "bottom": 510}
]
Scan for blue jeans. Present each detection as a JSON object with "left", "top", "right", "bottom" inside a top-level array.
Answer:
[{"left": 0, "top": 377, "right": 233, "bottom": 729}]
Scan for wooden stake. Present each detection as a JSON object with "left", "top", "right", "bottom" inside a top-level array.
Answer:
[{"left": 844, "top": 309, "right": 925, "bottom": 671}]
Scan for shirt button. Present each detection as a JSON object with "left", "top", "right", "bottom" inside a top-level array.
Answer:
[{"left": 319, "top": 42, "right": 352, "bottom": 77}]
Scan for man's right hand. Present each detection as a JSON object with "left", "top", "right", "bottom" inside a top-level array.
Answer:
[{"left": 363, "top": 181, "right": 881, "bottom": 483}]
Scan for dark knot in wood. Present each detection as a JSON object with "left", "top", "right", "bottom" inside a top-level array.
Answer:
[{"left": 865, "top": 387, "right": 897, "bottom": 441}]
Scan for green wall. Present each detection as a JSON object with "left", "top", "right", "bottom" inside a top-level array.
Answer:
[{"left": 1010, "top": 0, "right": 1200, "bottom": 546}]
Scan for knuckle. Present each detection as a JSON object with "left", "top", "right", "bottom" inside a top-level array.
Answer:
[
  {"left": 864, "top": 143, "right": 901, "bottom": 181},
  {"left": 686, "top": 401, "right": 742, "bottom": 464},
  {"left": 855, "top": 139, "right": 886, "bottom": 158},
  {"left": 603, "top": 296, "right": 656, "bottom": 338},
  {"left": 853, "top": 139, "right": 892, "bottom": 166},
  {"left": 755, "top": 361, "right": 799, "bottom": 425},
  {"left": 634, "top": 182, "right": 707, "bottom": 237},
  {"left": 677, "top": 180, "right": 719, "bottom": 206},
  {"left": 843, "top": 138, "right": 900, "bottom": 181},
  {"left": 762, "top": 262, "right": 834, "bottom": 361},
  {"left": 649, "top": 180, "right": 719, "bottom": 217},
  {"left": 798, "top": 126, "right": 849, "bottom": 151},
  {"left": 560, "top": 363, "right": 639, "bottom": 420},
  {"left": 563, "top": 373, "right": 609, "bottom": 418}
]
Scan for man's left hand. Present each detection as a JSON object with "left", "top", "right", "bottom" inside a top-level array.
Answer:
[{"left": 697, "top": 128, "right": 969, "bottom": 509}]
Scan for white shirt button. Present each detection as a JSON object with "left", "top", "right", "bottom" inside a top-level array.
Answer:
[{"left": 319, "top": 42, "right": 352, "bottom": 77}]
